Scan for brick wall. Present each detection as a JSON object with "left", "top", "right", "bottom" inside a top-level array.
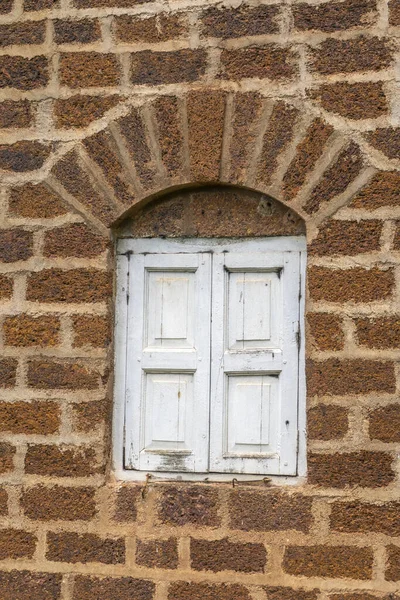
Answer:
[{"left": 1, "top": 0, "right": 400, "bottom": 598}]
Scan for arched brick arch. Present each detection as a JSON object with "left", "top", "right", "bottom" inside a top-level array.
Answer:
[{"left": 39, "top": 89, "right": 380, "bottom": 239}]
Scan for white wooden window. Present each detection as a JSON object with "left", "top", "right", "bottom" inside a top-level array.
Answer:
[{"left": 114, "top": 237, "right": 306, "bottom": 480}]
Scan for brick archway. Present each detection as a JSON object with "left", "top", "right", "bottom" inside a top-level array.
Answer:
[{"left": 36, "top": 89, "right": 380, "bottom": 239}]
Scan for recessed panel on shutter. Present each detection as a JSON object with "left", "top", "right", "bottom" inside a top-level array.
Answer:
[
  {"left": 124, "top": 253, "right": 211, "bottom": 472},
  {"left": 209, "top": 252, "right": 300, "bottom": 475}
]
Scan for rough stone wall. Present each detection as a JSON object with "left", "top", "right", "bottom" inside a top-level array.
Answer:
[{"left": 1, "top": 0, "right": 400, "bottom": 599}]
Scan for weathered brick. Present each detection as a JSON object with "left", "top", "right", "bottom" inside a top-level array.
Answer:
[
  {"left": 158, "top": 485, "right": 220, "bottom": 527},
  {"left": 304, "top": 142, "right": 363, "bottom": 214},
  {"left": 137, "top": 538, "right": 178, "bottom": 569},
  {"left": 0, "top": 488, "right": 7, "bottom": 515},
  {"left": 191, "top": 537, "right": 266, "bottom": 573},
  {"left": 229, "top": 92, "right": 264, "bottom": 184},
  {"left": 83, "top": 128, "right": 135, "bottom": 205},
  {"left": 24, "top": 0, "right": 59, "bottom": 9},
  {"left": 54, "top": 95, "right": 119, "bottom": 129},
  {"left": 72, "top": 400, "right": 107, "bottom": 433},
  {"left": 0, "top": 529, "right": 36, "bottom": 559},
  {"left": 0, "top": 100, "right": 32, "bottom": 128},
  {"left": 0, "top": 275, "right": 12, "bottom": 300},
  {"left": 47, "top": 531, "right": 125, "bottom": 564},
  {"left": 60, "top": 53, "right": 120, "bottom": 88},
  {"left": 308, "top": 266, "right": 394, "bottom": 303},
  {"left": 4, "top": 315, "right": 60, "bottom": 347},
  {"left": 307, "top": 359, "right": 395, "bottom": 396},
  {"left": 187, "top": 91, "right": 226, "bottom": 182},
  {"left": 308, "top": 451, "right": 395, "bottom": 488},
  {"left": 308, "top": 405, "right": 349, "bottom": 440},
  {"left": 201, "top": 4, "right": 280, "bottom": 38},
  {"left": 283, "top": 117, "right": 333, "bottom": 200},
  {"left": 351, "top": 171, "right": 400, "bottom": 209},
  {"left": 369, "top": 404, "right": 400, "bottom": 442},
  {"left": 390, "top": 0, "right": 400, "bottom": 25},
  {"left": 394, "top": 221, "right": 400, "bottom": 249},
  {"left": 131, "top": 49, "right": 206, "bottom": 85},
  {"left": 330, "top": 501, "right": 400, "bottom": 536},
  {"left": 0, "top": 229, "right": 33, "bottom": 262},
  {"left": 23, "top": 485, "right": 96, "bottom": 520},
  {"left": 168, "top": 582, "right": 251, "bottom": 600},
  {"left": 257, "top": 101, "right": 299, "bottom": 187},
  {"left": 54, "top": 19, "right": 101, "bottom": 44},
  {"left": 73, "top": 315, "right": 111, "bottom": 348},
  {"left": 366, "top": 128, "right": 400, "bottom": 160},
  {"left": 0, "top": 21, "right": 45, "bottom": 46},
  {"left": 0, "top": 55, "right": 48, "bottom": 90},
  {"left": 27, "top": 268, "right": 111, "bottom": 303},
  {"left": 310, "top": 82, "right": 387, "bottom": 120},
  {"left": 328, "top": 595, "right": 383, "bottom": 600},
  {"left": 0, "top": 358, "right": 17, "bottom": 388},
  {"left": 0, "top": 571, "right": 62, "bottom": 600},
  {"left": 9, "top": 183, "right": 66, "bottom": 218},
  {"left": 51, "top": 149, "right": 118, "bottom": 226},
  {"left": 0, "top": 141, "right": 51, "bottom": 172},
  {"left": 153, "top": 96, "right": 184, "bottom": 180},
  {"left": 117, "top": 107, "right": 155, "bottom": 190},
  {"left": 0, "top": 400, "right": 60, "bottom": 434},
  {"left": 264, "top": 588, "right": 318, "bottom": 600},
  {"left": 310, "top": 36, "right": 393, "bottom": 75},
  {"left": 309, "top": 220, "right": 382, "bottom": 255},
  {"left": 0, "top": 443, "right": 15, "bottom": 473},
  {"left": 283, "top": 545, "right": 373, "bottom": 579},
  {"left": 25, "top": 444, "right": 98, "bottom": 477},
  {"left": 0, "top": 0, "right": 13, "bottom": 13},
  {"left": 44, "top": 223, "right": 107, "bottom": 258},
  {"left": 116, "top": 14, "right": 186, "bottom": 43},
  {"left": 293, "top": 0, "right": 377, "bottom": 32},
  {"left": 73, "top": 575, "right": 155, "bottom": 600},
  {"left": 386, "top": 545, "right": 400, "bottom": 581},
  {"left": 220, "top": 46, "right": 296, "bottom": 81},
  {"left": 113, "top": 485, "right": 141, "bottom": 522},
  {"left": 229, "top": 490, "right": 312, "bottom": 533},
  {"left": 356, "top": 317, "right": 400, "bottom": 349},
  {"left": 27, "top": 360, "right": 100, "bottom": 389},
  {"left": 308, "top": 313, "right": 344, "bottom": 351}
]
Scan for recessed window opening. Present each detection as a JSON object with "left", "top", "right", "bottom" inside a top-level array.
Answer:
[{"left": 113, "top": 187, "right": 306, "bottom": 482}]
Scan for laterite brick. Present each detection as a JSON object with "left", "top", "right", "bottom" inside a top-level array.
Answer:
[
  {"left": 113, "top": 485, "right": 141, "bottom": 522},
  {"left": 158, "top": 485, "right": 220, "bottom": 527},
  {"left": 0, "top": 400, "right": 60, "bottom": 434},
  {"left": 0, "top": 229, "right": 33, "bottom": 262},
  {"left": 308, "top": 266, "right": 395, "bottom": 303},
  {"left": 0, "top": 21, "right": 45, "bottom": 47},
  {"left": 369, "top": 405, "right": 400, "bottom": 443},
  {"left": 308, "top": 405, "right": 348, "bottom": 440},
  {"left": 0, "top": 100, "right": 33, "bottom": 129},
  {"left": 0, "top": 443, "right": 15, "bottom": 474},
  {"left": 307, "top": 359, "right": 395, "bottom": 396},
  {"left": 0, "top": 571, "right": 61, "bottom": 600},
  {"left": 201, "top": 4, "right": 280, "bottom": 38},
  {"left": 190, "top": 537, "right": 266, "bottom": 573},
  {"left": 131, "top": 49, "right": 207, "bottom": 85},
  {"left": 350, "top": 171, "right": 400, "bottom": 209},
  {"left": 293, "top": 0, "right": 377, "bottom": 32},
  {"left": 310, "top": 82, "right": 388, "bottom": 120},
  {"left": 283, "top": 545, "right": 373, "bottom": 579},
  {"left": 44, "top": 223, "right": 107, "bottom": 258},
  {"left": 308, "top": 451, "right": 395, "bottom": 488},
  {"left": 27, "top": 360, "right": 100, "bottom": 389},
  {"left": 229, "top": 490, "right": 312, "bottom": 533},
  {"left": 168, "top": 582, "right": 251, "bottom": 600},
  {"left": 264, "top": 589, "right": 318, "bottom": 600},
  {"left": 220, "top": 46, "right": 296, "bottom": 81},
  {"left": 0, "top": 56, "right": 48, "bottom": 90},
  {"left": 355, "top": 317, "right": 400, "bottom": 349},
  {"left": 0, "top": 358, "right": 17, "bottom": 388},
  {"left": 330, "top": 500, "right": 400, "bottom": 536},
  {"left": 310, "top": 36, "right": 393, "bottom": 75},
  {"left": 0, "top": 141, "right": 51, "bottom": 172},
  {"left": 25, "top": 444, "right": 99, "bottom": 477},
  {"left": 46, "top": 531, "right": 125, "bottom": 564},
  {"left": 0, "top": 529, "right": 36, "bottom": 559},
  {"left": 4, "top": 315, "right": 60, "bottom": 347},
  {"left": 386, "top": 545, "right": 400, "bottom": 581},
  {"left": 73, "top": 575, "right": 155, "bottom": 600},
  {"left": 22, "top": 485, "right": 96, "bottom": 520},
  {"left": 8, "top": 183, "right": 67, "bottom": 218},
  {"left": 54, "top": 95, "right": 119, "bottom": 129},
  {"left": 309, "top": 220, "right": 382, "bottom": 256},
  {"left": 137, "top": 538, "right": 178, "bottom": 569},
  {"left": 27, "top": 269, "right": 111, "bottom": 303},
  {"left": 308, "top": 313, "right": 344, "bottom": 351},
  {"left": 54, "top": 19, "right": 101, "bottom": 44},
  {"left": 0, "top": 489, "right": 7, "bottom": 516},
  {"left": 73, "top": 315, "right": 111, "bottom": 348},
  {"left": 115, "top": 14, "right": 187, "bottom": 43},
  {"left": 60, "top": 53, "right": 120, "bottom": 88}
]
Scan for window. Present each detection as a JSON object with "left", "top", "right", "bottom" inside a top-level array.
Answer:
[{"left": 114, "top": 237, "right": 306, "bottom": 480}]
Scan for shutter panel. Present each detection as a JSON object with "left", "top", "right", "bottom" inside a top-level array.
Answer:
[
  {"left": 209, "top": 251, "right": 300, "bottom": 475},
  {"left": 124, "top": 253, "right": 211, "bottom": 472}
]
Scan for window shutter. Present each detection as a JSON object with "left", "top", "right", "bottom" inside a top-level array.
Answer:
[
  {"left": 209, "top": 251, "right": 301, "bottom": 475},
  {"left": 124, "top": 252, "right": 212, "bottom": 472}
]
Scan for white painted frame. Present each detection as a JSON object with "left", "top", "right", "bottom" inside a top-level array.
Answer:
[{"left": 113, "top": 237, "right": 307, "bottom": 483}]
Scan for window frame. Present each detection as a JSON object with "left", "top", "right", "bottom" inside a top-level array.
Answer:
[{"left": 113, "top": 236, "right": 307, "bottom": 483}]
